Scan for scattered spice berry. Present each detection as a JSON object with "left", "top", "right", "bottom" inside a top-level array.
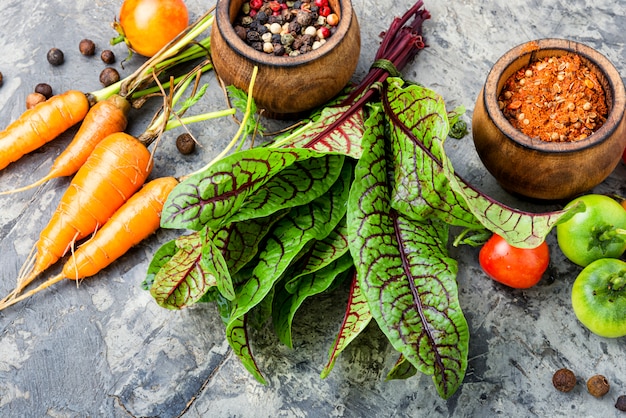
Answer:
[
  {"left": 587, "top": 374, "right": 610, "bottom": 398},
  {"left": 175, "top": 133, "right": 195, "bottom": 155},
  {"left": 233, "top": 0, "right": 340, "bottom": 57},
  {"left": 99, "top": 67, "right": 120, "bottom": 87},
  {"left": 26, "top": 92, "right": 47, "bottom": 109},
  {"left": 0, "top": 71, "right": 3, "bottom": 88},
  {"left": 79, "top": 39, "right": 96, "bottom": 56},
  {"left": 552, "top": 368, "right": 577, "bottom": 392},
  {"left": 34, "top": 83, "right": 53, "bottom": 99},
  {"left": 616, "top": 395, "right": 626, "bottom": 412},
  {"left": 46, "top": 47, "right": 65, "bottom": 66},
  {"left": 499, "top": 54, "right": 607, "bottom": 142},
  {"left": 100, "top": 49, "right": 116, "bottom": 64}
]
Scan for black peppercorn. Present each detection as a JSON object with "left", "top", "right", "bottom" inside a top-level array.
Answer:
[
  {"left": 47, "top": 48, "right": 64, "bottom": 66},
  {"left": 79, "top": 39, "right": 96, "bottom": 56},
  {"left": 616, "top": 395, "right": 626, "bottom": 412},
  {"left": 100, "top": 50, "right": 116, "bottom": 64},
  {"left": 552, "top": 368, "right": 576, "bottom": 392},
  {"left": 99, "top": 67, "right": 120, "bottom": 87},
  {"left": 34, "top": 83, "right": 53, "bottom": 99},
  {"left": 176, "top": 133, "right": 195, "bottom": 155},
  {"left": 587, "top": 374, "right": 610, "bottom": 398}
]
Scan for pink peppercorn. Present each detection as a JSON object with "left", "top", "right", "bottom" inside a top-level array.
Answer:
[
  {"left": 250, "top": 0, "right": 263, "bottom": 10},
  {"left": 315, "top": 0, "right": 328, "bottom": 7},
  {"left": 319, "top": 5, "right": 331, "bottom": 17},
  {"left": 318, "top": 26, "right": 330, "bottom": 38}
]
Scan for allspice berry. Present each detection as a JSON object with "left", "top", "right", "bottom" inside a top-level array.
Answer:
[
  {"left": 552, "top": 368, "right": 577, "bottom": 392},
  {"left": 79, "top": 39, "right": 96, "bottom": 56},
  {"left": 100, "top": 49, "right": 116, "bottom": 64},
  {"left": 99, "top": 67, "right": 120, "bottom": 87},
  {"left": 47, "top": 47, "right": 64, "bottom": 66},
  {"left": 587, "top": 374, "right": 610, "bottom": 398},
  {"left": 0, "top": 71, "right": 4, "bottom": 87},
  {"left": 176, "top": 133, "right": 196, "bottom": 155},
  {"left": 26, "top": 92, "right": 46, "bottom": 109},
  {"left": 616, "top": 395, "right": 626, "bottom": 412}
]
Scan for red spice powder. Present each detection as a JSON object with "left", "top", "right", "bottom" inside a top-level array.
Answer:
[{"left": 499, "top": 54, "right": 608, "bottom": 142}]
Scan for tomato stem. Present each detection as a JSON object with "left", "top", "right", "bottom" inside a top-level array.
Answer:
[{"left": 610, "top": 274, "right": 626, "bottom": 291}]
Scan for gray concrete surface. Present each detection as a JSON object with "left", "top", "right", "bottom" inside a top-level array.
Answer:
[{"left": 1, "top": 0, "right": 625, "bottom": 416}]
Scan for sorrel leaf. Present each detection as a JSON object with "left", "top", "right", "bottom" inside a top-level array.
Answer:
[
  {"left": 284, "top": 218, "right": 350, "bottom": 293},
  {"left": 150, "top": 232, "right": 218, "bottom": 309},
  {"left": 321, "top": 273, "right": 372, "bottom": 379},
  {"left": 213, "top": 210, "right": 289, "bottom": 276},
  {"left": 161, "top": 147, "right": 336, "bottom": 231},
  {"left": 225, "top": 161, "right": 352, "bottom": 331},
  {"left": 226, "top": 315, "right": 267, "bottom": 384},
  {"left": 272, "top": 104, "right": 365, "bottom": 158},
  {"left": 347, "top": 109, "right": 469, "bottom": 399},
  {"left": 383, "top": 79, "right": 576, "bottom": 248},
  {"left": 386, "top": 355, "right": 418, "bottom": 380},
  {"left": 228, "top": 154, "right": 346, "bottom": 224},
  {"left": 273, "top": 252, "right": 354, "bottom": 348}
]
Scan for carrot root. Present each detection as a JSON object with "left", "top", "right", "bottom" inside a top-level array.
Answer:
[{"left": 0, "top": 274, "right": 65, "bottom": 311}]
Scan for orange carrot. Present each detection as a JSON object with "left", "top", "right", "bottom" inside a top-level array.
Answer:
[
  {"left": 0, "top": 176, "right": 178, "bottom": 311},
  {"left": 0, "top": 94, "right": 131, "bottom": 195},
  {"left": 0, "top": 90, "right": 90, "bottom": 171},
  {"left": 11, "top": 131, "right": 153, "bottom": 298}
]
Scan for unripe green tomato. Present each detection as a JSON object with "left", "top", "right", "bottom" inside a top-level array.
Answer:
[
  {"left": 556, "top": 194, "right": 626, "bottom": 267},
  {"left": 571, "top": 258, "right": 626, "bottom": 338}
]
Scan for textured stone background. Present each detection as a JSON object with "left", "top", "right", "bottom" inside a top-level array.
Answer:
[{"left": 0, "top": 0, "right": 625, "bottom": 417}]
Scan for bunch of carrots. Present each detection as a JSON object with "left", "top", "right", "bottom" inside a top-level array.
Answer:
[{"left": 0, "top": 8, "right": 257, "bottom": 311}]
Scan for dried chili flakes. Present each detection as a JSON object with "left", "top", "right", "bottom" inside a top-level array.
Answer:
[{"left": 499, "top": 54, "right": 608, "bottom": 142}]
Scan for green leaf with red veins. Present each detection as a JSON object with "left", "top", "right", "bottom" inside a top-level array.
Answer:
[
  {"left": 144, "top": 239, "right": 178, "bottom": 290},
  {"left": 383, "top": 78, "right": 577, "bottom": 248},
  {"left": 228, "top": 154, "right": 346, "bottom": 223},
  {"left": 284, "top": 217, "right": 350, "bottom": 293},
  {"left": 201, "top": 229, "right": 235, "bottom": 301},
  {"left": 272, "top": 104, "right": 365, "bottom": 158},
  {"left": 150, "top": 231, "right": 219, "bottom": 309},
  {"left": 161, "top": 147, "right": 335, "bottom": 231},
  {"left": 347, "top": 107, "right": 469, "bottom": 399},
  {"left": 320, "top": 273, "right": 372, "bottom": 379},
  {"left": 273, "top": 252, "right": 354, "bottom": 349},
  {"left": 214, "top": 210, "right": 290, "bottom": 277},
  {"left": 383, "top": 83, "right": 481, "bottom": 229},
  {"left": 227, "top": 314, "right": 267, "bottom": 384},
  {"left": 386, "top": 354, "right": 418, "bottom": 380},
  {"left": 224, "top": 161, "right": 352, "bottom": 362}
]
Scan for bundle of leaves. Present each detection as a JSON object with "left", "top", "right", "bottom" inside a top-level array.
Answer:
[{"left": 145, "top": 1, "right": 575, "bottom": 399}]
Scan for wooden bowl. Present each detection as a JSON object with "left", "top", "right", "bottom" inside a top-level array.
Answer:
[
  {"left": 472, "top": 38, "right": 626, "bottom": 201},
  {"left": 211, "top": 0, "right": 361, "bottom": 118}
]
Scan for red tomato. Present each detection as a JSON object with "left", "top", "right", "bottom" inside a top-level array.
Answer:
[
  {"left": 478, "top": 234, "right": 550, "bottom": 289},
  {"left": 118, "top": 0, "right": 189, "bottom": 57}
]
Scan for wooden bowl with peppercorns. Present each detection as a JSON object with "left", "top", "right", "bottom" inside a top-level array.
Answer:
[
  {"left": 472, "top": 38, "right": 626, "bottom": 201},
  {"left": 211, "top": 0, "right": 360, "bottom": 118}
]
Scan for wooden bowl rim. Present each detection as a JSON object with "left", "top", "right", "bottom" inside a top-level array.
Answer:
[
  {"left": 483, "top": 38, "right": 626, "bottom": 153},
  {"left": 214, "top": 0, "right": 356, "bottom": 68}
]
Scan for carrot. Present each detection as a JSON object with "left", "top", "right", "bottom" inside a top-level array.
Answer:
[
  {"left": 0, "top": 90, "right": 90, "bottom": 171},
  {"left": 10, "top": 131, "right": 153, "bottom": 298},
  {"left": 0, "top": 94, "right": 131, "bottom": 195},
  {"left": 0, "top": 177, "right": 178, "bottom": 311}
]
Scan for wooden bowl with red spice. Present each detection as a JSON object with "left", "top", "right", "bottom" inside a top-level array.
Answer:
[
  {"left": 472, "top": 38, "right": 626, "bottom": 201},
  {"left": 211, "top": 0, "right": 361, "bottom": 118}
]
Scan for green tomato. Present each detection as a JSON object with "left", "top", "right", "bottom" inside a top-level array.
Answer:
[
  {"left": 556, "top": 194, "right": 626, "bottom": 267},
  {"left": 571, "top": 258, "right": 626, "bottom": 338}
]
